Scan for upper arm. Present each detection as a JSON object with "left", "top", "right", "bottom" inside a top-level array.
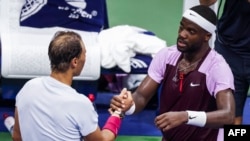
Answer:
[
  {"left": 205, "top": 88, "right": 235, "bottom": 126},
  {"left": 204, "top": 55, "right": 235, "bottom": 126},
  {"left": 216, "top": 88, "right": 235, "bottom": 113},
  {"left": 12, "top": 107, "right": 22, "bottom": 141}
]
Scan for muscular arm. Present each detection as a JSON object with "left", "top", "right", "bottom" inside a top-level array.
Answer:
[
  {"left": 84, "top": 90, "right": 130, "bottom": 141},
  {"left": 205, "top": 88, "right": 235, "bottom": 128},
  {"left": 14, "top": 107, "right": 121, "bottom": 141},
  {"left": 110, "top": 75, "right": 159, "bottom": 114},
  {"left": 154, "top": 88, "right": 235, "bottom": 131},
  {"left": 132, "top": 75, "right": 160, "bottom": 113}
]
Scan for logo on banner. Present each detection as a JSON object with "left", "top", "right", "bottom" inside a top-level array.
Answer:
[
  {"left": 20, "top": 0, "right": 97, "bottom": 21},
  {"left": 62, "top": 0, "right": 97, "bottom": 19}
]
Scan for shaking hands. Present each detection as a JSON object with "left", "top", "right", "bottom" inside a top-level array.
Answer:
[{"left": 109, "top": 88, "right": 134, "bottom": 115}]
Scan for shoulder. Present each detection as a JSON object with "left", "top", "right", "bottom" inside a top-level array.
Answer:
[
  {"left": 148, "top": 45, "right": 180, "bottom": 83},
  {"left": 202, "top": 49, "right": 234, "bottom": 95},
  {"left": 212, "top": 50, "right": 230, "bottom": 68},
  {"left": 22, "top": 77, "right": 44, "bottom": 88},
  {"left": 201, "top": 49, "right": 233, "bottom": 77},
  {"left": 202, "top": 49, "right": 230, "bottom": 71}
]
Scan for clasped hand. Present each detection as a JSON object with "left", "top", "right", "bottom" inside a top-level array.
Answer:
[{"left": 109, "top": 88, "right": 134, "bottom": 114}]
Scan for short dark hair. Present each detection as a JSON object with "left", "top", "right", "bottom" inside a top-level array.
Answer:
[
  {"left": 190, "top": 5, "right": 217, "bottom": 25},
  {"left": 48, "top": 31, "right": 83, "bottom": 72}
]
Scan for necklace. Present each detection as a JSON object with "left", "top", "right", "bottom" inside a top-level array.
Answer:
[
  {"left": 172, "top": 58, "right": 202, "bottom": 93},
  {"left": 172, "top": 58, "right": 201, "bottom": 82}
]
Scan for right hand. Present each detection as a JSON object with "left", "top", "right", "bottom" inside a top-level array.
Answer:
[
  {"left": 155, "top": 111, "right": 188, "bottom": 132},
  {"left": 110, "top": 88, "right": 134, "bottom": 113}
]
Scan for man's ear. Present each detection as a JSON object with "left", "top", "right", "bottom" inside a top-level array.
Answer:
[
  {"left": 204, "top": 33, "right": 212, "bottom": 42},
  {"left": 71, "top": 57, "right": 78, "bottom": 68}
]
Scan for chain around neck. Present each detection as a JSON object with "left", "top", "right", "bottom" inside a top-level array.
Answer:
[
  {"left": 178, "top": 58, "right": 202, "bottom": 72},
  {"left": 172, "top": 58, "right": 202, "bottom": 82}
]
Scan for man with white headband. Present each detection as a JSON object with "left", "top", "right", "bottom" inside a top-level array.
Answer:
[{"left": 110, "top": 5, "right": 235, "bottom": 141}]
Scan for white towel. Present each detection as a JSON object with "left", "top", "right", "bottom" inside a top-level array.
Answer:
[
  {"left": 0, "top": 0, "right": 100, "bottom": 80},
  {"left": 98, "top": 25, "right": 167, "bottom": 73}
]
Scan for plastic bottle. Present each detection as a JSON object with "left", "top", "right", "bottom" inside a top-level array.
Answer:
[
  {"left": 88, "top": 93, "right": 97, "bottom": 111},
  {"left": 3, "top": 113, "right": 15, "bottom": 135}
]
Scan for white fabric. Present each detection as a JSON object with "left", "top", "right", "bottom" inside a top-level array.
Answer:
[
  {"left": 125, "top": 103, "right": 135, "bottom": 115},
  {"left": 15, "top": 76, "right": 98, "bottom": 141},
  {"left": 98, "top": 25, "right": 167, "bottom": 73},
  {"left": 183, "top": 9, "right": 216, "bottom": 34},
  {"left": 0, "top": 0, "right": 100, "bottom": 80},
  {"left": 186, "top": 110, "right": 207, "bottom": 127}
]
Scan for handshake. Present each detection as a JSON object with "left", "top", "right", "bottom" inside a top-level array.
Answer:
[{"left": 109, "top": 88, "right": 135, "bottom": 117}]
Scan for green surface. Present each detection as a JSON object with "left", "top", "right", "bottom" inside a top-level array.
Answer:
[
  {"left": 106, "top": 0, "right": 183, "bottom": 46},
  {"left": 117, "top": 135, "right": 161, "bottom": 141},
  {"left": 0, "top": 132, "right": 161, "bottom": 141},
  {"left": 0, "top": 132, "right": 12, "bottom": 141}
]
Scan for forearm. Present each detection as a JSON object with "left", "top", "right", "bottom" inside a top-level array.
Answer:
[
  {"left": 84, "top": 113, "right": 122, "bottom": 141},
  {"left": 100, "top": 130, "right": 116, "bottom": 141},
  {"left": 132, "top": 76, "right": 158, "bottom": 113},
  {"left": 102, "top": 113, "right": 122, "bottom": 140},
  {"left": 124, "top": 92, "right": 149, "bottom": 116},
  {"left": 132, "top": 92, "right": 149, "bottom": 113}
]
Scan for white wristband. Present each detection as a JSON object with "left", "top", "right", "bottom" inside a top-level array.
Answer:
[
  {"left": 186, "top": 110, "right": 207, "bottom": 127},
  {"left": 125, "top": 103, "right": 135, "bottom": 115}
]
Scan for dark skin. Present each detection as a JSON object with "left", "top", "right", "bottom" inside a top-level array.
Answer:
[{"left": 110, "top": 18, "right": 235, "bottom": 132}]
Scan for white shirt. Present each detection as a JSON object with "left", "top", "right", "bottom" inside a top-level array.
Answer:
[{"left": 16, "top": 76, "right": 98, "bottom": 141}]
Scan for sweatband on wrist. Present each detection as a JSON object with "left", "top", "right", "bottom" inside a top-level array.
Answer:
[
  {"left": 102, "top": 116, "right": 121, "bottom": 136},
  {"left": 183, "top": 9, "right": 216, "bottom": 34},
  {"left": 186, "top": 110, "right": 207, "bottom": 127},
  {"left": 125, "top": 103, "right": 135, "bottom": 115}
]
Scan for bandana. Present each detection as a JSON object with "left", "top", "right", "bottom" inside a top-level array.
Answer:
[{"left": 183, "top": 9, "right": 216, "bottom": 34}]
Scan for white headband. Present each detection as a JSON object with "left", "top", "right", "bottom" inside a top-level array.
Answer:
[{"left": 183, "top": 9, "right": 216, "bottom": 34}]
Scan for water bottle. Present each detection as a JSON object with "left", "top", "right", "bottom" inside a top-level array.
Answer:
[
  {"left": 88, "top": 93, "right": 97, "bottom": 111},
  {"left": 3, "top": 113, "right": 15, "bottom": 135}
]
